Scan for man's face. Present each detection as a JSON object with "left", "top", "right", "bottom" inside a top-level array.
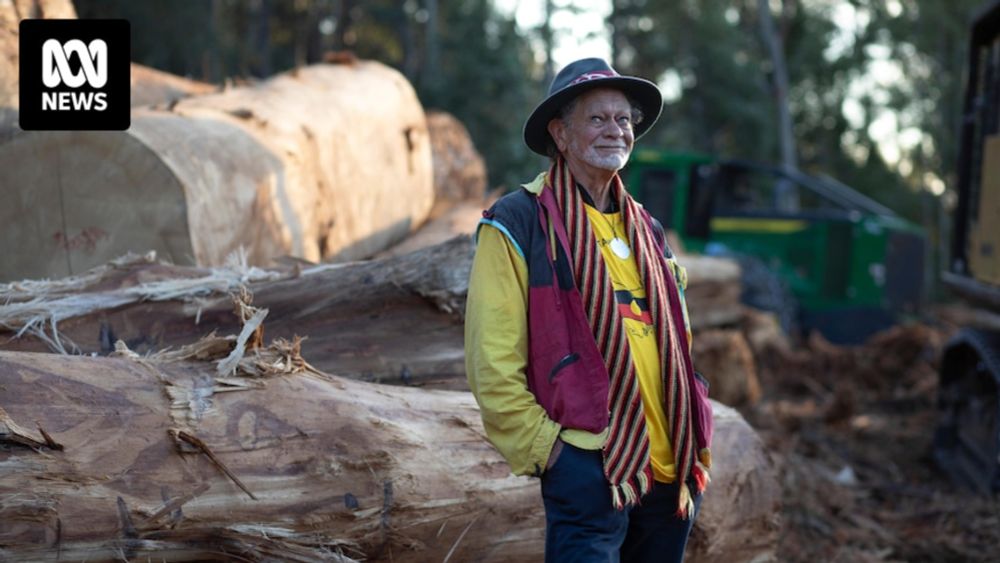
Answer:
[{"left": 550, "top": 88, "right": 636, "bottom": 173}]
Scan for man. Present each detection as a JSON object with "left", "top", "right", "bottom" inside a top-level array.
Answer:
[{"left": 465, "top": 58, "right": 714, "bottom": 562}]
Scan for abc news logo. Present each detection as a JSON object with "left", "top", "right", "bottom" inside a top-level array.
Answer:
[{"left": 19, "top": 19, "right": 130, "bottom": 131}]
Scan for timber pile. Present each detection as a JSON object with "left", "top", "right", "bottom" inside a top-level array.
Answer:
[
  {"left": 0, "top": 237, "right": 750, "bottom": 393},
  {"left": 0, "top": 59, "right": 434, "bottom": 282},
  {"left": 0, "top": 290, "right": 780, "bottom": 562}
]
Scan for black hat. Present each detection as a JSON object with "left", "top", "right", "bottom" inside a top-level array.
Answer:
[{"left": 523, "top": 58, "right": 663, "bottom": 156}]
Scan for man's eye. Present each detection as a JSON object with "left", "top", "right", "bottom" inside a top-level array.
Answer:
[{"left": 591, "top": 116, "right": 603, "bottom": 125}]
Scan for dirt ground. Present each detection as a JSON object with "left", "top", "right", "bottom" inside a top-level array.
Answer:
[{"left": 739, "top": 316, "right": 1000, "bottom": 562}]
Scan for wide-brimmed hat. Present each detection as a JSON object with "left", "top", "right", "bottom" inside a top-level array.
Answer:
[{"left": 523, "top": 58, "right": 663, "bottom": 156}]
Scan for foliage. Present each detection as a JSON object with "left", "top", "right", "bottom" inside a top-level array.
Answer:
[{"left": 608, "top": 0, "right": 985, "bottom": 223}]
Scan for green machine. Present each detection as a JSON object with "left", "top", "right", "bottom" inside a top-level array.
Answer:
[{"left": 624, "top": 149, "right": 926, "bottom": 344}]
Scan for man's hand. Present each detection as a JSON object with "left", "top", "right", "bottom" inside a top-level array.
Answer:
[{"left": 545, "top": 437, "right": 565, "bottom": 470}]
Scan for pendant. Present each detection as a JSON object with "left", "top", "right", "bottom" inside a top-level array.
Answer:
[{"left": 610, "top": 237, "right": 631, "bottom": 259}]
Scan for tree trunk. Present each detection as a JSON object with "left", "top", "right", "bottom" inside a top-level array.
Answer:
[
  {"left": 425, "top": 111, "right": 488, "bottom": 216},
  {"left": 0, "top": 237, "right": 742, "bottom": 389},
  {"left": 130, "top": 63, "right": 217, "bottom": 108},
  {"left": 0, "top": 347, "right": 778, "bottom": 562},
  {"left": 0, "top": 60, "right": 435, "bottom": 282},
  {"left": 757, "top": 0, "right": 799, "bottom": 211}
]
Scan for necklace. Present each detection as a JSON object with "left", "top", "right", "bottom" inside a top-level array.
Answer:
[{"left": 595, "top": 207, "right": 631, "bottom": 259}]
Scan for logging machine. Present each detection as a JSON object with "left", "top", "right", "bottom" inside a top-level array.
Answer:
[
  {"left": 933, "top": 0, "right": 1000, "bottom": 493},
  {"left": 624, "top": 150, "right": 926, "bottom": 344}
]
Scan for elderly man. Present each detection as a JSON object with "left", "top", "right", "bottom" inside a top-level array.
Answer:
[{"left": 464, "top": 58, "right": 713, "bottom": 562}]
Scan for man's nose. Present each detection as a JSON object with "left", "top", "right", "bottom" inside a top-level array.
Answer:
[{"left": 603, "top": 121, "right": 626, "bottom": 137}]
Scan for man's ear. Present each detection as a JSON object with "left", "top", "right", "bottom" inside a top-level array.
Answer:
[{"left": 547, "top": 118, "right": 567, "bottom": 153}]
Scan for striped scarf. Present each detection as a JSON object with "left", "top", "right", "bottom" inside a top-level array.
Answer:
[{"left": 548, "top": 157, "right": 702, "bottom": 516}]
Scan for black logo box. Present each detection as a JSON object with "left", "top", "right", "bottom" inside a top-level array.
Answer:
[{"left": 19, "top": 19, "right": 130, "bottom": 131}]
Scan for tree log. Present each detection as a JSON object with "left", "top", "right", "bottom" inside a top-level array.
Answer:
[
  {"left": 692, "top": 329, "right": 762, "bottom": 407},
  {"left": 0, "top": 60, "right": 434, "bottom": 282},
  {"left": 0, "top": 237, "right": 473, "bottom": 388},
  {"left": 679, "top": 254, "right": 743, "bottom": 330},
  {"left": 130, "top": 64, "right": 217, "bottom": 108},
  {"left": 0, "top": 345, "right": 778, "bottom": 562},
  {"left": 425, "top": 111, "right": 487, "bottom": 217},
  {"left": 0, "top": 237, "right": 744, "bottom": 390}
]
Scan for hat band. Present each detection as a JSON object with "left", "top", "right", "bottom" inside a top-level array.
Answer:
[{"left": 568, "top": 70, "right": 617, "bottom": 85}]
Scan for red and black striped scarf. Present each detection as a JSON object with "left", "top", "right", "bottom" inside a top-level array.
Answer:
[{"left": 548, "top": 157, "right": 701, "bottom": 516}]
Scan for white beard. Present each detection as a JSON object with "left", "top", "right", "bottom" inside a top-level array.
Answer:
[{"left": 581, "top": 148, "right": 630, "bottom": 171}]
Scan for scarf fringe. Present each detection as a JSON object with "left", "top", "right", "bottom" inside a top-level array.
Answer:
[
  {"left": 676, "top": 482, "right": 694, "bottom": 519},
  {"left": 609, "top": 466, "right": 654, "bottom": 510}
]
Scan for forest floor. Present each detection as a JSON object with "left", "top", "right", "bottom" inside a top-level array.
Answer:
[{"left": 739, "top": 311, "right": 999, "bottom": 562}]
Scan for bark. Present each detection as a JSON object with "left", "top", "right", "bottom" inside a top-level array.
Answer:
[
  {"left": 0, "top": 237, "right": 742, "bottom": 389},
  {"left": 0, "top": 237, "right": 473, "bottom": 388},
  {"left": 0, "top": 60, "right": 434, "bottom": 282},
  {"left": 0, "top": 346, "right": 778, "bottom": 562}
]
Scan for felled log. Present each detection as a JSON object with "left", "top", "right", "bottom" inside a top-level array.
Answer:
[
  {"left": 0, "top": 237, "right": 472, "bottom": 388},
  {"left": 425, "top": 111, "right": 488, "bottom": 217},
  {"left": 130, "top": 63, "right": 217, "bottom": 108},
  {"left": 692, "top": 329, "right": 762, "bottom": 407},
  {"left": 0, "top": 60, "right": 434, "bottom": 282},
  {"left": 0, "top": 341, "right": 778, "bottom": 562},
  {"left": 1, "top": 237, "right": 746, "bottom": 390},
  {"left": 687, "top": 403, "right": 781, "bottom": 563},
  {"left": 377, "top": 199, "right": 492, "bottom": 259},
  {"left": 678, "top": 254, "right": 743, "bottom": 330}
]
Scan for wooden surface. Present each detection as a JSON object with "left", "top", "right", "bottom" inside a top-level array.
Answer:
[
  {"left": 0, "top": 346, "right": 777, "bottom": 562},
  {"left": 0, "top": 60, "right": 434, "bottom": 281}
]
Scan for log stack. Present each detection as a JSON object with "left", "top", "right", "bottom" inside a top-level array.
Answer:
[
  {"left": 0, "top": 334, "right": 779, "bottom": 562},
  {"left": 0, "top": 60, "right": 434, "bottom": 282}
]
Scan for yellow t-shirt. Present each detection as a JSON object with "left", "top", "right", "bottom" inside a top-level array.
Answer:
[{"left": 585, "top": 204, "right": 676, "bottom": 483}]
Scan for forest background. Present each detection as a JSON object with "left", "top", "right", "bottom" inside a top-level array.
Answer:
[{"left": 76, "top": 0, "right": 985, "bottom": 273}]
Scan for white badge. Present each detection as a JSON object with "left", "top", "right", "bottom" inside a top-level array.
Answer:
[{"left": 610, "top": 237, "right": 631, "bottom": 259}]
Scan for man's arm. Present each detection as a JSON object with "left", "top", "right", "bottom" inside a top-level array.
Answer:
[{"left": 465, "top": 224, "right": 561, "bottom": 476}]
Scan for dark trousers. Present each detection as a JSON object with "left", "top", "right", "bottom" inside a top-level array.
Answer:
[{"left": 540, "top": 444, "right": 702, "bottom": 563}]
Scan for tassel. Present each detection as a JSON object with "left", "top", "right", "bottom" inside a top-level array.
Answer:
[
  {"left": 692, "top": 462, "right": 709, "bottom": 494},
  {"left": 610, "top": 484, "right": 624, "bottom": 511},
  {"left": 676, "top": 481, "right": 694, "bottom": 519},
  {"left": 699, "top": 448, "right": 712, "bottom": 469}
]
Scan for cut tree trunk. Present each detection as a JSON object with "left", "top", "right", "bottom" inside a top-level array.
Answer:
[
  {"left": 0, "top": 344, "right": 778, "bottom": 562},
  {"left": 130, "top": 63, "right": 217, "bottom": 108},
  {"left": 0, "top": 60, "right": 434, "bottom": 282},
  {"left": 425, "top": 111, "right": 487, "bottom": 218},
  {"left": 679, "top": 254, "right": 743, "bottom": 330},
  {"left": 0, "top": 237, "right": 743, "bottom": 389},
  {"left": 692, "top": 328, "right": 762, "bottom": 407},
  {"left": 0, "top": 237, "right": 473, "bottom": 388}
]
